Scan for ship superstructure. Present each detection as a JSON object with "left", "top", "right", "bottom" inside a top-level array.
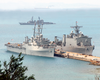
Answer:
[
  {"left": 55, "top": 21, "right": 94, "bottom": 55},
  {"left": 5, "top": 24, "right": 55, "bottom": 57}
]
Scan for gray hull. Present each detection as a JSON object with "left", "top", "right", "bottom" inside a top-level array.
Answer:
[
  {"left": 19, "top": 23, "right": 35, "bottom": 25},
  {"left": 19, "top": 22, "right": 55, "bottom": 25},
  {"left": 56, "top": 46, "right": 94, "bottom": 55}
]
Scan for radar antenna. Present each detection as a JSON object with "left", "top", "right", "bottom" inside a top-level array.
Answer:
[{"left": 70, "top": 21, "right": 82, "bottom": 34}]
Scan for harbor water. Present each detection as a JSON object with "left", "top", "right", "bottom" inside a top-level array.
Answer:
[{"left": 0, "top": 9, "right": 100, "bottom": 80}]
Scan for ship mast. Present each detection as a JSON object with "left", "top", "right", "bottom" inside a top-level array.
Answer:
[
  {"left": 31, "top": 16, "right": 33, "bottom": 22},
  {"left": 33, "top": 23, "right": 36, "bottom": 38},
  {"left": 38, "top": 25, "right": 41, "bottom": 35},
  {"left": 37, "top": 17, "right": 43, "bottom": 36},
  {"left": 41, "top": 23, "right": 43, "bottom": 33},
  {"left": 33, "top": 21, "right": 43, "bottom": 37},
  {"left": 70, "top": 21, "right": 82, "bottom": 34}
]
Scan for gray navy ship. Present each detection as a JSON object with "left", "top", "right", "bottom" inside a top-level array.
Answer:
[
  {"left": 55, "top": 21, "right": 94, "bottom": 55},
  {"left": 19, "top": 17, "right": 55, "bottom": 25},
  {"left": 5, "top": 24, "right": 55, "bottom": 57}
]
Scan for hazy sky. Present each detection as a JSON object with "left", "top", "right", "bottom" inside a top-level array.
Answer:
[{"left": 0, "top": 0, "right": 100, "bottom": 10}]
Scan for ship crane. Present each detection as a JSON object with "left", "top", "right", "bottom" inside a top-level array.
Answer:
[{"left": 70, "top": 21, "right": 82, "bottom": 34}]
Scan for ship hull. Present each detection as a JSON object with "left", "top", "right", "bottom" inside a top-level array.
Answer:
[
  {"left": 19, "top": 22, "right": 55, "bottom": 25},
  {"left": 6, "top": 46, "right": 54, "bottom": 57},
  {"left": 19, "top": 23, "right": 35, "bottom": 25},
  {"left": 56, "top": 46, "right": 94, "bottom": 55}
]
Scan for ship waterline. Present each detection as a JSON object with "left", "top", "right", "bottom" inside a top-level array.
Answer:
[{"left": 6, "top": 46, "right": 54, "bottom": 57}]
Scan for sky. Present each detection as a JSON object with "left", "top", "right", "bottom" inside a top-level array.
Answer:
[{"left": 0, "top": 0, "right": 100, "bottom": 10}]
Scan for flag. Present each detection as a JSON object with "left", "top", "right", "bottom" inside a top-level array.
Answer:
[{"left": 11, "top": 39, "right": 13, "bottom": 41}]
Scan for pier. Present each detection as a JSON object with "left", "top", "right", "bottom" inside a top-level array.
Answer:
[{"left": 54, "top": 49, "right": 100, "bottom": 66}]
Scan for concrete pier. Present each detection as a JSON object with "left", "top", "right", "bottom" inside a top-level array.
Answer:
[{"left": 54, "top": 49, "right": 100, "bottom": 65}]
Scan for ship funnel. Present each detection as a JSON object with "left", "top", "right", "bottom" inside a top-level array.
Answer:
[
  {"left": 25, "top": 36, "right": 29, "bottom": 43},
  {"left": 31, "top": 37, "right": 33, "bottom": 42},
  {"left": 55, "top": 36, "right": 58, "bottom": 43},
  {"left": 62, "top": 34, "right": 66, "bottom": 46}
]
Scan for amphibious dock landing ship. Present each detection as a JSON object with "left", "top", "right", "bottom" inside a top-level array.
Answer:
[
  {"left": 5, "top": 24, "right": 55, "bottom": 57},
  {"left": 55, "top": 21, "right": 94, "bottom": 55},
  {"left": 19, "top": 17, "right": 55, "bottom": 25}
]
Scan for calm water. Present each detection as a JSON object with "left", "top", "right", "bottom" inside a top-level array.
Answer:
[{"left": 0, "top": 9, "right": 100, "bottom": 80}]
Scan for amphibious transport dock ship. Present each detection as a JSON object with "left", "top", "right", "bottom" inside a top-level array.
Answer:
[
  {"left": 19, "top": 17, "right": 55, "bottom": 25},
  {"left": 55, "top": 22, "right": 94, "bottom": 55},
  {"left": 5, "top": 24, "right": 55, "bottom": 57}
]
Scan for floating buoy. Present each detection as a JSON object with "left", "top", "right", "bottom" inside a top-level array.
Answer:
[
  {"left": 8, "top": 42, "right": 10, "bottom": 44},
  {"left": 18, "top": 44, "right": 20, "bottom": 46}
]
